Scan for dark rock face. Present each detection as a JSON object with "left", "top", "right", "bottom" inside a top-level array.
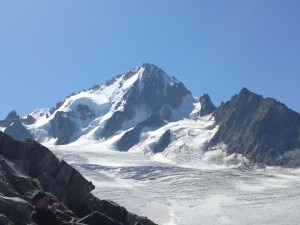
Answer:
[
  {"left": 49, "top": 104, "right": 96, "bottom": 145},
  {"left": 152, "top": 129, "right": 172, "bottom": 153},
  {"left": 0, "top": 195, "right": 33, "bottom": 224},
  {"left": 4, "top": 119, "right": 33, "bottom": 142},
  {"left": 0, "top": 111, "right": 19, "bottom": 127},
  {"left": 49, "top": 111, "right": 79, "bottom": 145},
  {"left": 0, "top": 134, "right": 92, "bottom": 211},
  {"left": 0, "top": 214, "right": 15, "bottom": 225},
  {"left": 78, "top": 195, "right": 156, "bottom": 225},
  {"left": 96, "top": 63, "right": 191, "bottom": 140},
  {"left": 117, "top": 114, "right": 165, "bottom": 151},
  {"left": 76, "top": 104, "right": 96, "bottom": 120},
  {"left": 0, "top": 132, "right": 156, "bottom": 225},
  {"left": 98, "top": 108, "right": 136, "bottom": 140},
  {"left": 139, "top": 64, "right": 190, "bottom": 110},
  {"left": 78, "top": 195, "right": 128, "bottom": 222},
  {"left": 22, "top": 115, "right": 36, "bottom": 125},
  {"left": 1, "top": 111, "right": 33, "bottom": 141},
  {"left": 209, "top": 88, "right": 300, "bottom": 166},
  {"left": 199, "top": 94, "right": 216, "bottom": 116}
]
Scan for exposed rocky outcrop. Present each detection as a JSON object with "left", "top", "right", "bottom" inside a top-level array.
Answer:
[
  {"left": 49, "top": 111, "right": 79, "bottom": 145},
  {"left": 117, "top": 114, "right": 165, "bottom": 151},
  {"left": 0, "top": 131, "right": 156, "bottom": 225},
  {"left": 199, "top": 94, "right": 216, "bottom": 117},
  {"left": 151, "top": 129, "right": 172, "bottom": 153},
  {"left": 209, "top": 88, "right": 300, "bottom": 166},
  {"left": 0, "top": 111, "right": 33, "bottom": 142},
  {"left": 0, "top": 111, "right": 20, "bottom": 127},
  {"left": 48, "top": 102, "right": 96, "bottom": 145},
  {"left": 4, "top": 119, "right": 32, "bottom": 142},
  {"left": 22, "top": 115, "right": 36, "bottom": 125},
  {"left": 76, "top": 104, "right": 96, "bottom": 120}
]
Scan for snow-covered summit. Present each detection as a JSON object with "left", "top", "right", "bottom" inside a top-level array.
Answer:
[{"left": 17, "top": 64, "right": 205, "bottom": 148}]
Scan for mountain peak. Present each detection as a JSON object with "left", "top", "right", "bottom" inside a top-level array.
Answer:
[
  {"left": 141, "top": 63, "right": 163, "bottom": 70},
  {"left": 199, "top": 94, "right": 216, "bottom": 116},
  {"left": 238, "top": 87, "right": 260, "bottom": 99},
  {"left": 0, "top": 110, "right": 20, "bottom": 127},
  {"left": 138, "top": 63, "right": 179, "bottom": 82},
  {"left": 239, "top": 87, "right": 251, "bottom": 94},
  {"left": 139, "top": 63, "right": 168, "bottom": 79}
]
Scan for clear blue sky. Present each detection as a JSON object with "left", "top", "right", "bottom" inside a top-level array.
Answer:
[{"left": 1, "top": 1, "right": 299, "bottom": 119}]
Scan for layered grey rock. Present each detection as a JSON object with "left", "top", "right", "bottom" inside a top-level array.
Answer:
[{"left": 0, "top": 195, "right": 33, "bottom": 224}]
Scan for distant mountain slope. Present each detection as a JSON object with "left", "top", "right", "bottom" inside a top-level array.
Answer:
[
  {"left": 209, "top": 88, "right": 300, "bottom": 166},
  {"left": 0, "top": 110, "right": 33, "bottom": 141},
  {"left": 2, "top": 64, "right": 198, "bottom": 146},
  {"left": 1, "top": 64, "right": 300, "bottom": 167}
]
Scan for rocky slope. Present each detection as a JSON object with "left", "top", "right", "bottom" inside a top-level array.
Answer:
[
  {"left": 0, "top": 131, "right": 156, "bottom": 225},
  {"left": 209, "top": 88, "right": 300, "bottom": 166}
]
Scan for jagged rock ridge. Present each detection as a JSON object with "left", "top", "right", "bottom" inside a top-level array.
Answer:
[
  {"left": 0, "top": 111, "right": 33, "bottom": 141},
  {"left": 209, "top": 88, "right": 300, "bottom": 166}
]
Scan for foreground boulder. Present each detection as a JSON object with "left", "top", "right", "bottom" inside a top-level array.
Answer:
[{"left": 0, "top": 131, "right": 156, "bottom": 225}]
